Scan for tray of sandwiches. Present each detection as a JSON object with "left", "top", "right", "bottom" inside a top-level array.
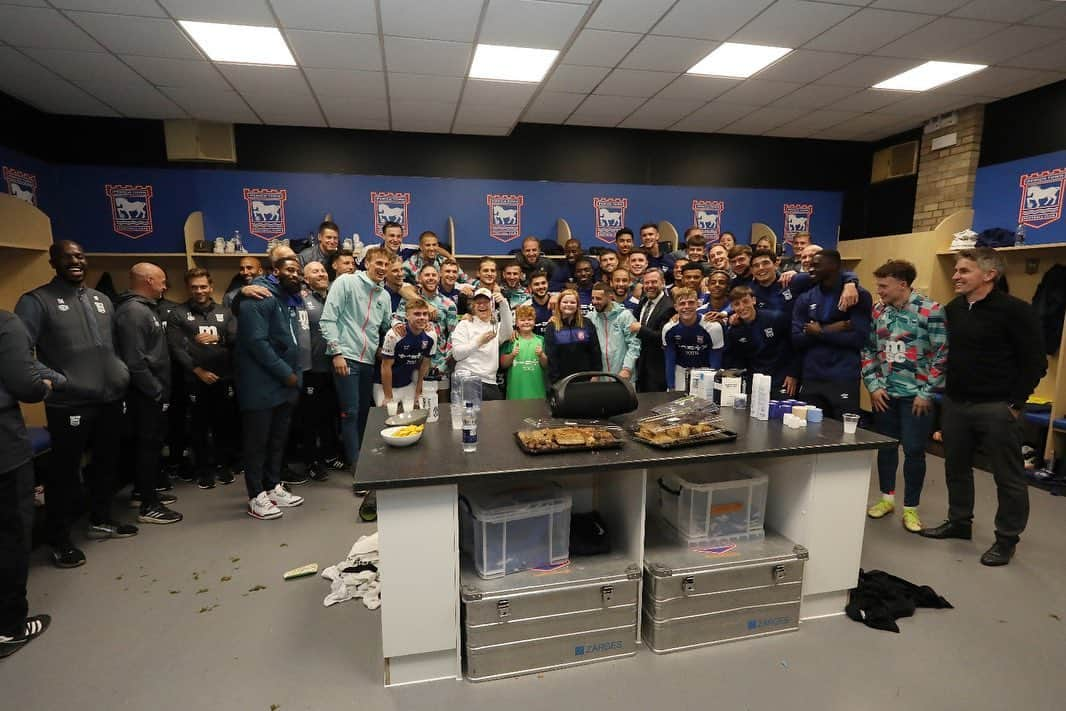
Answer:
[
  {"left": 514, "top": 426, "right": 624, "bottom": 455},
  {"left": 629, "top": 412, "right": 738, "bottom": 450}
]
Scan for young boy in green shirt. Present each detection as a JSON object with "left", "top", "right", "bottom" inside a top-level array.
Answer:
[{"left": 500, "top": 304, "right": 548, "bottom": 400}]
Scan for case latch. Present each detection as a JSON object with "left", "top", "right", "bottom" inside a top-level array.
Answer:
[
  {"left": 681, "top": 575, "right": 696, "bottom": 595},
  {"left": 601, "top": 585, "right": 614, "bottom": 605},
  {"left": 496, "top": 600, "right": 510, "bottom": 621},
  {"left": 772, "top": 564, "right": 786, "bottom": 582}
]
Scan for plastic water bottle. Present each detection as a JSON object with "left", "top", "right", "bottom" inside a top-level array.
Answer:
[
  {"left": 462, "top": 402, "right": 478, "bottom": 453},
  {"left": 352, "top": 233, "right": 365, "bottom": 260},
  {"left": 1015, "top": 223, "right": 1026, "bottom": 247}
]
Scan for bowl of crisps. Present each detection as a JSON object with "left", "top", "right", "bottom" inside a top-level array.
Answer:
[{"left": 381, "top": 424, "right": 425, "bottom": 447}]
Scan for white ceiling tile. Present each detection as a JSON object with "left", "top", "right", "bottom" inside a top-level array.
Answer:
[
  {"left": 1006, "top": 42, "right": 1066, "bottom": 72},
  {"left": 731, "top": 1, "right": 860, "bottom": 47},
  {"left": 565, "top": 114, "right": 619, "bottom": 127},
  {"left": 218, "top": 65, "right": 313, "bottom": 98},
  {"left": 272, "top": 0, "right": 376, "bottom": 33},
  {"left": 586, "top": 0, "right": 675, "bottom": 33},
  {"left": 804, "top": 9, "right": 933, "bottom": 53},
  {"left": 384, "top": 36, "right": 472, "bottom": 76},
  {"left": 522, "top": 90, "right": 585, "bottom": 122},
  {"left": 657, "top": 74, "right": 741, "bottom": 101},
  {"left": 882, "top": 91, "right": 986, "bottom": 118},
  {"left": 52, "top": 0, "right": 166, "bottom": 16},
  {"left": 770, "top": 83, "right": 859, "bottom": 110},
  {"left": 286, "top": 30, "right": 381, "bottom": 71},
  {"left": 390, "top": 98, "right": 457, "bottom": 118},
  {"left": 671, "top": 102, "right": 760, "bottom": 132},
  {"left": 716, "top": 79, "right": 804, "bottom": 106},
  {"left": 543, "top": 64, "right": 611, "bottom": 93},
  {"left": 568, "top": 93, "right": 644, "bottom": 123},
  {"left": 0, "top": 6, "right": 102, "bottom": 50},
  {"left": 873, "top": 17, "right": 1005, "bottom": 59},
  {"left": 617, "top": 98, "right": 705, "bottom": 130},
  {"left": 304, "top": 68, "right": 386, "bottom": 99},
  {"left": 651, "top": 0, "right": 775, "bottom": 41},
  {"left": 937, "top": 66, "right": 1065, "bottom": 98},
  {"left": 331, "top": 116, "right": 391, "bottom": 131},
  {"left": 68, "top": 12, "right": 201, "bottom": 58},
  {"left": 774, "top": 108, "right": 863, "bottom": 131},
  {"left": 940, "top": 25, "right": 1066, "bottom": 66},
  {"left": 718, "top": 107, "right": 810, "bottom": 135},
  {"left": 562, "top": 29, "right": 641, "bottom": 68},
  {"left": 159, "top": 86, "right": 258, "bottom": 122},
  {"left": 462, "top": 79, "right": 540, "bottom": 107},
  {"left": 319, "top": 96, "right": 389, "bottom": 128},
  {"left": 76, "top": 78, "right": 187, "bottom": 118},
  {"left": 243, "top": 93, "right": 326, "bottom": 126},
  {"left": 391, "top": 115, "right": 453, "bottom": 133},
  {"left": 813, "top": 55, "right": 918, "bottom": 87},
  {"left": 22, "top": 48, "right": 141, "bottom": 84},
  {"left": 455, "top": 101, "right": 523, "bottom": 126},
  {"left": 452, "top": 123, "right": 514, "bottom": 136},
  {"left": 949, "top": 0, "right": 1050, "bottom": 23},
  {"left": 0, "top": 0, "right": 48, "bottom": 5},
  {"left": 380, "top": 0, "right": 481, "bottom": 42},
  {"left": 619, "top": 35, "right": 717, "bottom": 72},
  {"left": 870, "top": 0, "right": 969, "bottom": 13},
  {"left": 157, "top": 0, "right": 273, "bottom": 24},
  {"left": 829, "top": 88, "right": 908, "bottom": 112},
  {"left": 1025, "top": 5, "right": 1066, "bottom": 29},
  {"left": 812, "top": 124, "right": 867, "bottom": 140},
  {"left": 762, "top": 125, "right": 818, "bottom": 138},
  {"left": 0, "top": 46, "right": 117, "bottom": 115},
  {"left": 480, "top": 0, "right": 587, "bottom": 50},
  {"left": 594, "top": 68, "right": 677, "bottom": 98},
  {"left": 750, "top": 50, "right": 858, "bottom": 83},
  {"left": 123, "top": 56, "right": 230, "bottom": 89},
  {"left": 387, "top": 73, "right": 463, "bottom": 102}
]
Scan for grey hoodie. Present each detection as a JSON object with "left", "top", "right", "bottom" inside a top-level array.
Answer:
[{"left": 115, "top": 292, "right": 171, "bottom": 402}]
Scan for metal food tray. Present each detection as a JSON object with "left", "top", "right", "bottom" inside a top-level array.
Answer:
[
  {"left": 513, "top": 429, "right": 625, "bottom": 456},
  {"left": 629, "top": 428, "right": 738, "bottom": 450}
]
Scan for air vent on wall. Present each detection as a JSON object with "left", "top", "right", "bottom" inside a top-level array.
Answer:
[
  {"left": 870, "top": 140, "right": 918, "bottom": 183},
  {"left": 164, "top": 119, "right": 237, "bottom": 163}
]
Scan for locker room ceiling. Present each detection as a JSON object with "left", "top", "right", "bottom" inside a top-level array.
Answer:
[{"left": 0, "top": 0, "right": 1065, "bottom": 141}]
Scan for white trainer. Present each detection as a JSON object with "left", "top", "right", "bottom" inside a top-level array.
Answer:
[
  {"left": 270, "top": 483, "right": 304, "bottom": 508},
  {"left": 248, "top": 492, "right": 282, "bottom": 520}
]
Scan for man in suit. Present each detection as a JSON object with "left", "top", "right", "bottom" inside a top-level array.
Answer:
[{"left": 631, "top": 269, "right": 675, "bottom": 392}]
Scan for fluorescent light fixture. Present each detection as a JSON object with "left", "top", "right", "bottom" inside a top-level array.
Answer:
[
  {"left": 469, "top": 44, "right": 559, "bottom": 83},
  {"left": 873, "top": 61, "right": 986, "bottom": 92},
  {"left": 687, "top": 42, "right": 792, "bottom": 78},
  {"left": 179, "top": 20, "right": 296, "bottom": 66}
]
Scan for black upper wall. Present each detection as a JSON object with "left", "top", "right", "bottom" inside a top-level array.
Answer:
[{"left": 981, "top": 79, "right": 1066, "bottom": 167}]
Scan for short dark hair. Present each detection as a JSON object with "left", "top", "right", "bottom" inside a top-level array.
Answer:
[
  {"left": 873, "top": 259, "right": 917, "bottom": 285},
  {"left": 628, "top": 248, "right": 648, "bottom": 259},
  {"left": 683, "top": 226, "right": 702, "bottom": 239},
  {"left": 274, "top": 255, "right": 300, "bottom": 270},
  {"left": 318, "top": 220, "right": 339, "bottom": 235},
  {"left": 184, "top": 267, "right": 211, "bottom": 284},
  {"left": 479, "top": 257, "right": 497, "bottom": 270},
  {"left": 720, "top": 231, "right": 736, "bottom": 241},
  {"left": 751, "top": 248, "right": 776, "bottom": 264},
  {"left": 419, "top": 230, "right": 438, "bottom": 243},
  {"left": 529, "top": 270, "right": 550, "bottom": 284},
  {"left": 382, "top": 220, "right": 402, "bottom": 234},
  {"left": 615, "top": 228, "right": 634, "bottom": 241},
  {"left": 728, "top": 245, "right": 752, "bottom": 259},
  {"left": 331, "top": 249, "right": 354, "bottom": 264},
  {"left": 729, "top": 285, "right": 753, "bottom": 302},
  {"left": 817, "top": 249, "right": 842, "bottom": 267},
  {"left": 686, "top": 234, "right": 706, "bottom": 249},
  {"left": 598, "top": 248, "right": 618, "bottom": 259},
  {"left": 591, "top": 281, "right": 611, "bottom": 293},
  {"left": 639, "top": 223, "right": 658, "bottom": 233},
  {"left": 682, "top": 262, "right": 705, "bottom": 275},
  {"left": 575, "top": 257, "right": 593, "bottom": 269},
  {"left": 418, "top": 262, "right": 439, "bottom": 274}
]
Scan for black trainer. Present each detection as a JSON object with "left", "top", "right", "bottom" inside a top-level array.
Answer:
[
  {"left": 197, "top": 475, "right": 215, "bottom": 490},
  {"left": 51, "top": 543, "right": 86, "bottom": 569},
  {"left": 216, "top": 467, "right": 235, "bottom": 486},
  {"left": 325, "top": 456, "right": 348, "bottom": 471},
  {"left": 129, "top": 491, "right": 177, "bottom": 508},
  {"left": 87, "top": 521, "right": 139, "bottom": 540},
  {"left": 308, "top": 462, "right": 330, "bottom": 483},
  {"left": 137, "top": 504, "right": 183, "bottom": 525},
  {"left": 281, "top": 466, "right": 309, "bottom": 486},
  {"left": 0, "top": 615, "right": 51, "bottom": 659}
]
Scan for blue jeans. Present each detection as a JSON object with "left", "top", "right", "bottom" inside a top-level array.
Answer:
[
  {"left": 871, "top": 396, "right": 932, "bottom": 507},
  {"left": 333, "top": 360, "right": 375, "bottom": 467}
]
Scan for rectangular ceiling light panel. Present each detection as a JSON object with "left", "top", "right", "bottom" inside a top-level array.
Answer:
[
  {"left": 469, "top": 44, "right": 559, "bottom": 82},
  {"left": 687, "top": 42, "right": 792, "bottom": 79},
  {"left": 179, "top": 21, "right": 296, "bottom": 66},
  {"left": 873, "top": 61, "right": 986, "bottom": 92}
]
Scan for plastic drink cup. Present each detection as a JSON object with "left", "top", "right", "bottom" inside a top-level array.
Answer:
[
  {"left": 843, "top": 413, "right": 859, "bottom": 434},
  {"left": 386, "top": 401, "right": 399, "bottom": 417}
]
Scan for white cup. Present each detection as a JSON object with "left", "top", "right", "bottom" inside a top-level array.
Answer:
[
  {"left": 842, "top": 413, "right": 859, "bottom": 434},
  {"left": 386, "top": 400, "right": 399, "bottom": 417},
  {"left": 401, "top": 397, "right": 415, "bottom": 414},
  {"left": 451, "top": 403, "right": 464, "bottom": 431}
]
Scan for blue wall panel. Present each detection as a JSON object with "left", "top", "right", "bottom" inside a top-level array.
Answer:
[{"left": 973, "top": 149, "right": 1066, "bottom": 244}]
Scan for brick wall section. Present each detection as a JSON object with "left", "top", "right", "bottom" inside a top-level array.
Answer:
[{"left": 912, "top": 104, "right": 984, "bottom": 232}]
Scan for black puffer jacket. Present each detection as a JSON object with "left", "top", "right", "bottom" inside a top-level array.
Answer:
[{"left": 1031, "top": 264, "right": 1066, "bottom": 355}]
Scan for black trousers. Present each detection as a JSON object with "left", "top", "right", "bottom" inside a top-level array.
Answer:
[
  {"left": 242, "top": 401, "right": 295, "bottom": 499},
  {"left": 942, "top": 396, "right": 1029, "bottom": 543},
  {"left": 188, "top": 379, "right": 237, "bottom": 473},
  {"left": 295, "top": 371, "right": 340, "bottom": 465},
  {"left": 126, "top": 390, "right": 167, "bottom": 509},
  {"left": 165, "top": 367, "right": 187, "bottom": 468},
  {"left": 0, "top": 461, "right": 31, "bottom": 637},
  {"left": 44, "top": 401, "right": 122, "bottom": 542},
  {"left": 799, "top": 378, "right": 860, "bottom": 421}
]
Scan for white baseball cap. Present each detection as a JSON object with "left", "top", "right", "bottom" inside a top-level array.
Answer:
[{"left": 473, "top": 287, "right": 493, "bottom": 299}]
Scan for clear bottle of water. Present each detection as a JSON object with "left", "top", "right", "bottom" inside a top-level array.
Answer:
[
  {"left": 232, "top": 229, "right": 244, "bottom": 253},
  {"left": 352, "top": 233, "right": 365, "bottom": 260},
  {"left": 462, "top": 402, "right": 478, "bottom": 453},
  {"left": 1015, "top": 223, "right": 1026, "bottom": 247}
]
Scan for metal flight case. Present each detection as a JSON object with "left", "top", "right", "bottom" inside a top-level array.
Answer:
[
  {"left": 461, "top": 553, "right": 640, "bottom": 682},
  {"left": 642, "top": 524, "right": 807, "bottom": 654}
]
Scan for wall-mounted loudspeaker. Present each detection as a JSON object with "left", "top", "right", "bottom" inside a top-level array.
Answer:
[{"left": 164, "top": 119, "right": 237, "bottom": 163}]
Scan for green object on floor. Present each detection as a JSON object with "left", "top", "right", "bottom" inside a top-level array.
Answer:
[
  {"left": 283, "top": 563, "right": 319, "bottom": 580},
  {"left": 359, "top": 491, "right": 377, "bottom": 522}
]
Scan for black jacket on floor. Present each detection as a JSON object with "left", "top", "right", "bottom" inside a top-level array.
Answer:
[{"left": 846, "top": 569, "right": 953, "bottom": 633}]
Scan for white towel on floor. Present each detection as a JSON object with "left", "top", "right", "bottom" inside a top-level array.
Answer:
[{"left": 322, "top": 533, "right": 382, "bottom": 610}]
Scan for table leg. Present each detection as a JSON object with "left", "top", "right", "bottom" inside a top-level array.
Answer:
[{"left": 377, "top": 484, "right": 461, "bottom": 686}]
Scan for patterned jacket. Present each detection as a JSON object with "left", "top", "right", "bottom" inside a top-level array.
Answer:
[
  {"left": 861, "top": 290, "right": 947, "bottom": 400},
  {"left": 402, "top": 252, "right": 469, "bottom": 285},
  {"left": 394, "top": 288, "right": 458, "bottom": 373}
]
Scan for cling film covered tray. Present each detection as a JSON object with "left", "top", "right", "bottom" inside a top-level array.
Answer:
[
  {"left": 630, "top": 411, "right": 737, "bottom": 449},
  {"left": 514, "top": 426, "right": 624, "bottom": 455}
]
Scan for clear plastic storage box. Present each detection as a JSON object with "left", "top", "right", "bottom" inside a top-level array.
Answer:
[
  {"left": 656, "top": 467, "right": 768, "bottom": 545},
  {"left": 460, "top": 484, "right": 573, "bottom": 579}
]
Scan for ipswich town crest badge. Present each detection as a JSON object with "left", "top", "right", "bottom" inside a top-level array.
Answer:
[
  {"left": 244, "top": 188, "right": 287, "bottom": 240},
  {"left": 783, "top": 203, "right": 813, "bottom": 244},
  {"left": 371, "top": 191, "right": 411, "bottom": 238},
  {"left": 1018, "top": 169, "right": 1066, "bottom": 229},
  {"left": 593, "top": 197, "right": 627, "bottom": 243},
  {"left": 486, "top": 194, "right": 524, "bottom": 243},
  {"left": 3, "top": 167, "right": 37, "bottom": 206},
  {"left": 692, "top": 200, "right": 724, "bottom": 243},
  {"left": 106, "top": 184, "right": 154, "bottom": 239}
]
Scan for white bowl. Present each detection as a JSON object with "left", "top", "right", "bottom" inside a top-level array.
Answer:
[{"left": 381, "top": 425, "right": 424, "bottom": 447}]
